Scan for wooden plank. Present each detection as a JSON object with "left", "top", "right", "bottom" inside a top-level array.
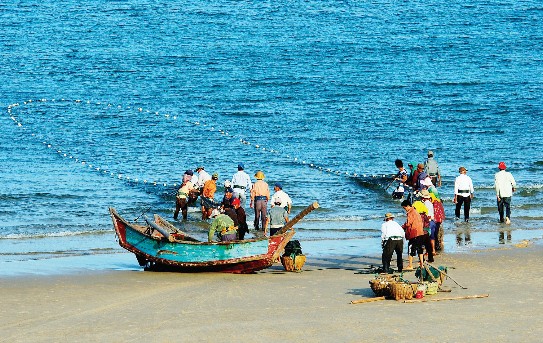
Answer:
[
  {"left": 402, "top": 294, "right": 489, "bottom": 303},
  {"left": 350, "top": 296, "right": 386, "bottom": 304}
]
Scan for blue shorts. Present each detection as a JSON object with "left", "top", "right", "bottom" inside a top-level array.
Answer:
[{"left": 429, "top": 221, "right": 437, "bottom": 240}]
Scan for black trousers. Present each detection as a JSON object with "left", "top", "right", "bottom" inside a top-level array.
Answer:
[
  {"left": 455, "top": 195, "right": 471, "bottom": 220},
  {"left": 423, "top": 233, "right": 434, "bottom": 263},
  {"left": 382, "top": 239, "right": 403, "bottom": 273},
  {"left": 497, "top": 197, "right": 511, "bottom": 222}
]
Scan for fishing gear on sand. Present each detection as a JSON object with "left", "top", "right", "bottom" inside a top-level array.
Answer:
[{"left": 425, "top": 261, "right": 467, "bottom": 289}]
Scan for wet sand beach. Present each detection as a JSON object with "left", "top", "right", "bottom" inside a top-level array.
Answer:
[{"left": 2, "top": 240, "right": 542, "bottom": 343}]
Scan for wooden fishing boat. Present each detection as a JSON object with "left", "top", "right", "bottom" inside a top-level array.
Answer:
[{"left": 110, "top": 202, "right": 319, "bottom": 273}]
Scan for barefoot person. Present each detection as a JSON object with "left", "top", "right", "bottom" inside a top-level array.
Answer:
[
  {"left": 174, "top": 169, "right": 195, "bottom": 220},
  {"left": 494, "top": 162, "right": 516, "bottom": 224},
  {"left": 454, "top": 166, "right": 474, "bottom": 222},
  {"left": 424, "top": 150, "right": 442, "bottom": 187},
  {"left": 401, "top": 200, "right": 425, "bottom": 270},
  {"left": 250, "top": 170, "right": 270, "bottom": 231},
  {"left": 201, "top": 173, "right": 219, "bottom": 220}
]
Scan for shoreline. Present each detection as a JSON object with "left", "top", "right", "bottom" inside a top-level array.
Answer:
[
  {"left": 1, "top": 228, "right": 542, "bottom": 279},
  {"left": 4, "top": 227, "right": 543, "bottom": 279},
  {"left": 1, "top": 240, "right": 542, "bottom": 342}
]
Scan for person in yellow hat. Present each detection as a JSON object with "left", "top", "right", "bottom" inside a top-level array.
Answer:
[{"left": 250, "top": 170, "right": 270, "bottom": 231}]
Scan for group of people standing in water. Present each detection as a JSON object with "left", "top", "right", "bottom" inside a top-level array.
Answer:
[
  {"left": 381, "top": 150, "right": 517, "bottom": 273},
  {"left": 174, "top": 163, "right": 293, "bottom": 242}
]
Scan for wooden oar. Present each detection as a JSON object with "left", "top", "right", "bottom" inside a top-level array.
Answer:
[
  {"left": 402, "top": 294, "right": 489, "bottom": 303},
  {"left": 276, "top": 201, "right": 319, "bottom": 235},
  {"left": 350, "top": 296, "right": 386, "bottom": 304}
]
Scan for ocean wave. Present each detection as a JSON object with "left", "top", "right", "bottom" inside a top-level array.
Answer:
[
  {"left": 296, "top": 226, "right": 379, "bottom": 232},
  {"left": 0, "top": 229, "right": 111, "bottom": 240},
  {"left": 0, "top": 247, "right": 116, "bottom": 257},
  {"left": 518, "top": 184, "right": 543, "bottom": 190},
  {"left": 303, "top": 213, "right": 392, "bottom": 222},
  {"left": 473, "top": 183, "right": 543, "bottom": 191}
]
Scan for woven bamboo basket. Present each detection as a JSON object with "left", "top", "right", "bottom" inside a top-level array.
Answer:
[
  {"left": 388, "top": 282, "right": 416, "bottom": 300},
  {"left": 369, "top": 275, "right": 399, "bottom": 297},
  {"left": 281, "top": 255, "right": 306, "bottom": 272}
]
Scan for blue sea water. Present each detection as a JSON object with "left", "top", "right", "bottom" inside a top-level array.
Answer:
[{"left": 1, "top": 0, "right": 543, "bottom": 276}]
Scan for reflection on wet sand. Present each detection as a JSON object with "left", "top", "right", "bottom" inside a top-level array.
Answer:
[
  {"left": 456, "top": 229, "right": 471, "bottom": 246},
  {"left": 499, "top": 230, "right": 512, "bottom": 244}
]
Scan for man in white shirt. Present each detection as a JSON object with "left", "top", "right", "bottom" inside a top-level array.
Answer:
[
  {"left": 494, "top": 162, "right": 516, "bottom": 224},
  {"left": 454, "top": 166, "right": 474, "bottom": 222},
  {"left": 194, "top": 166, "right": 211, "bottom": 190},
  {"left": 381, "top": 212, "right": 405, "bottom": 273},
  {"left": 231, "top": 163, "right": 252, "bottom": 208},
  {"left": 270, "top": 183, "right": 292, "bottom": 214}
]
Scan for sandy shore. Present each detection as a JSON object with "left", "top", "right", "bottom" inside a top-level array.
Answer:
[{"left": 1, "top": 240, "right": 542, "bottom": 343}]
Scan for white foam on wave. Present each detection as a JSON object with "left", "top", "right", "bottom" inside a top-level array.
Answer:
[
  {"left": 1, "top": 229, "right": 110, "bottom": 240},
  {"left": 303, "top": 213, "right": 393, "bottom": 222}
]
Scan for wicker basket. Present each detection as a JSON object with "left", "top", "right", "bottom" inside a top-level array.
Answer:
[
  {"left": 281, "top": 255, "right": 306, "bottom": 272},
  {"left": 388, "top": 282, "right": 416, "bottom": 300},
  {"left": 424, "top": 281, "right": 439, "bottom": 295},
  {"left": 369, "top": 274, "right": 399, "bottom": 297}
]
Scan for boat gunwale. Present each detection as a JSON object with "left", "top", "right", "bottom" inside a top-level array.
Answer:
[{"left": 110, "top": 207, "right": 281, "bottom": 246}]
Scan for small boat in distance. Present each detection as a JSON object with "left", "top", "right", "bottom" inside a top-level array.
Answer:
[{"left": 109, "top": 202, "right": 319, "bottom": 274}]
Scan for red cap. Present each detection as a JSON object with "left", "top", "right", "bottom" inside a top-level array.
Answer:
[
  {"left": 498, "top": 162, "right": 506, "bottom": 170},
  {"left": 232, "top": 198, "right": 241, "bottom": 206}
]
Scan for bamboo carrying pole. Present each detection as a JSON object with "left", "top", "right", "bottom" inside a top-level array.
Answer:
[
  {"left": 402, "top": 294, "right": 489, "bottom": 303},
  {"left": 277, "top": 201, "right": 320, "bottom": 235},
  {"left": 350, "top": 296, "right": 387, "bottom": 304},
  {"left": 425, "top": 261, "right": 468, "bottom": 289}
]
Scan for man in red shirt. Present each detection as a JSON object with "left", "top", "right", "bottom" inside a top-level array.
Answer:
[{"left": 401, "top": 200, "right": 425, "bottom": 270}]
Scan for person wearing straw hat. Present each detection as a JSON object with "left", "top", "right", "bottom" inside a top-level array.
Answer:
[
  {"left": 381, "top": 212, "right": 405, "bottom": 273},
  {"left": 454, "top": 166, "right": 474, "bottom": 222},
  {"left": 494, "top": 162, "right": 516, "bottom": 224},
  {"left": 250, "top": 170, "right": 270, "bottom": 231},
  {"left": 174, "top": 169, "right": 195, "bottom": 220},
  {"left": 421, "top": 189, "right": 437, "bottom": 256}
]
